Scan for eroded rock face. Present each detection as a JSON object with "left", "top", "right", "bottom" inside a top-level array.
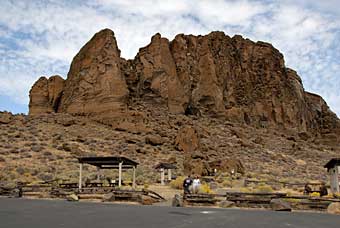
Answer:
[
  {"left": 58, "top": 29, "right": 129, "bottom": 117},
  {"left": 175, "top": 126, "right": 200, "bottom": 153},
  {"left": 305, "top": 92, "right": 340, "bottom": 145},
  {"left": 29, "top": 75, "right": 64, "bottom": 115},
  {"left": 28, "top": 28, "right": 339, "bottom": 139},
  {"left": 125, "top": 33, "right": 188, "bottom": 113},
  {"left": 183, "top": 154, "right": 209, "bottom": 176},
  {"left": 208, "top": 159, "right": 245, "bottom": 175},
  {"left": 0, "top": 111, "right": 12, "bottom": 124}
]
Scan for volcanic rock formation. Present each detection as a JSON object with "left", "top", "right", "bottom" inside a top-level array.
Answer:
[
  {"left": 29, "top": 28, "right": 339, "bottom": 138},
  {"left": 57, "top": 29, "right": 129, "bottom": 116},
  {"left": 29, "top": 75, "right": 65, "bottom": 115}
]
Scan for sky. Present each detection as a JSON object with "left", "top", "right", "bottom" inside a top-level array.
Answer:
[{"left": 0, "top": 0, "right": 339, "bottom": 116}]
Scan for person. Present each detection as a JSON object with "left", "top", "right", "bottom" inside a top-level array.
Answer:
[
  {"left": 192, "top": 175, "right": 201, "bottom": 194},
  {"left": 304, "top": 184, "right": 312, "bottom": 195},
  {"left": 183, "top": 175, "right": 193, "bottom": 194},
  {"left": 320, "top": 183, "right": 328, "bottom": 197}
]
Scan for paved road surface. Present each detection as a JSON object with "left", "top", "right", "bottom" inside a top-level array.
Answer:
[{"left": 0, "top": 197, "right": 339, "bottom": 228}]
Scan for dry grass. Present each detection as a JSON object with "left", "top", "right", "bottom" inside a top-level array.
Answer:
[
  {"left": 170, "top": 176, "right": 185, "bottom": 190},
  {"left": 253, "top": 184, "right": 274, "bottom": 193}
]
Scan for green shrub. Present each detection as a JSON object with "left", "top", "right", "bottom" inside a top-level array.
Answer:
[
  {"left": 310, "top": 192, "right": 320, "bottom": 197},
  {"left": 283, "top": 198, "right": 301, "bottom": 203},
  {"left": 239, "top": 187, "right": 252, "bottom": 193},
  {"left": 143, "top": 183, "right": 149, "bottom": 189},
  {"left": 199, "top": 183, "right": 213, "bottom": 194}
]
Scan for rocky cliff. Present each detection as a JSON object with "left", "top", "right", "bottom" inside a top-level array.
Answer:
[
  {"left": 29, "top": 75, "right": 65, "bottom": 115},
  {"left": 29, "top": 29, "right": 339, "bottom": 138}
]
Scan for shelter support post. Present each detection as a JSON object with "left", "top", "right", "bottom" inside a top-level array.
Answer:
[
  {"left": 132, "top": 166, "right": 136, "bottom": 189},
  {"left": 329, "top": 166, "right": 340, "bottom": 193},
  {"left": 79, "top": 163, "right": 83, "bottom": 190},
  {"left": 118, "top": 162, "right": 123, "bottom": 188},
  {"left": 160, "top": 168, "right": 165, "bottom": 185},
  {"left": 97, "top": 167, "right": 100, "bottom": 181},
  {"left": 168, "top": 169, "right": 172, "bottom": 181}
]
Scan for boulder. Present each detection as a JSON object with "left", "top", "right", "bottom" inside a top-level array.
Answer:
[
  {"left": 102, "top": 193, "right": 115, "bottom": 202},
  {"left": 66, "top": 193, "right": 79, "bottom": 202},
  {"left": 218, "top": 200, "right": 235, "bottom": 208},
  {"left": 12, "top": 188, "right": 22, "bottom": 198},
  {"left": 175, "top": 126, "right": 200, "bottom": 153},
  {"left": 327, "top": 202, "right": 340, "bottom": 215},
  {"left": 145, "top": 135, "right": 163, "bottom": 146},
  {"left": 209, "top": 159, "right": 245, "bottom": 175},
  {"left": 172, "top": 194, "right": 183, "bottom": 207},
  {"left": 183, "top": 155, "right": 209, "bottom": 176},
  {"left": 270, "top": 199, "right": 292, "bottom": 211},
  {"left": 56, "top": 116, "right": 76, "bottom": 127},
  {"left": 0, "top": 112, "right": 12, "bottom": 124}
]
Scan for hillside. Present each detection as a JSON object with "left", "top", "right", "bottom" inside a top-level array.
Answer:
[{"left": 0, "top": 109, "right": 338, "bottom": 185}]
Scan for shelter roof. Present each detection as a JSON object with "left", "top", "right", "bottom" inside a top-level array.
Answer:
[
  {"left": 324, "top": 158, "right": 340, "bottom": 170},
  {"left": 154, "top": 163, "right": 177, "bottom": 170},
  {"left": 78, "top": 156, "right": 138, "bottom": 169}
]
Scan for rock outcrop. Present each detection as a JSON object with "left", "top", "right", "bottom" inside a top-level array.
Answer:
[
  {"left": 58, "top": 29, "right": 129, "bottom": 118},
  {"left": 127, "top": 33, "right": 188, "bottom": 113},
  {"left": 208, "top": 159, "right": 245, "bottom": 175},
  {"left": 327, "top": 202, "right": 340, "bottom": 215},
  {"left": 29, "top": 75, "right": 64, "bottom": 115},
  {"left": 270, "top": 199, "right": 292, "bottom": 211},
  {"left": 0, "top": 111, "right": 12, "bottom": 124},
  {"left": 175, "top": 126, "right": 200, "bottom": 153},
  {"left": 28, "top": 28, "right": 340, "bottom": 139}
]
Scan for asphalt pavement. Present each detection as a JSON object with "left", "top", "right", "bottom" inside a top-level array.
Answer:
[{"left": 0, "top": 197, "right": 339, "bottom": 228}]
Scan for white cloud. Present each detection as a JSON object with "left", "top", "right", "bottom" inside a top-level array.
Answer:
[
  {"left": 193, "top": 0, "right": 268, "bottom": 27},
  {"left": 0, "top": 0, "right": 339, "bottom": 116},
  {"left": 283, "top": 0, "right": 340, "bottom": 18}
]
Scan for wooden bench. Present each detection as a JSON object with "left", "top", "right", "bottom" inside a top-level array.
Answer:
[{"left": 184, "top": 193, "right": 218, "bottom": 205}]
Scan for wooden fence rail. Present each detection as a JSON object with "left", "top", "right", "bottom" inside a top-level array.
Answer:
[{"left": 244, "top": 179, "right": 330, "bottom": 188}]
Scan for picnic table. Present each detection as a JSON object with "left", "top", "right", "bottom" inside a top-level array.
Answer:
[
  {"left": 85, "top": 182, "right": 104, "bottom": 188},
  {"left": 59, "top": 183, "right": 78, "bottom": 188},
  {"left": 108, "top": 182, "right": 117, "bottom": 187}
]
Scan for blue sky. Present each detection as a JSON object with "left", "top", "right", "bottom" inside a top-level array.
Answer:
[{"left": 0, "top": 0, "right": 339, "bottom": 116}]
